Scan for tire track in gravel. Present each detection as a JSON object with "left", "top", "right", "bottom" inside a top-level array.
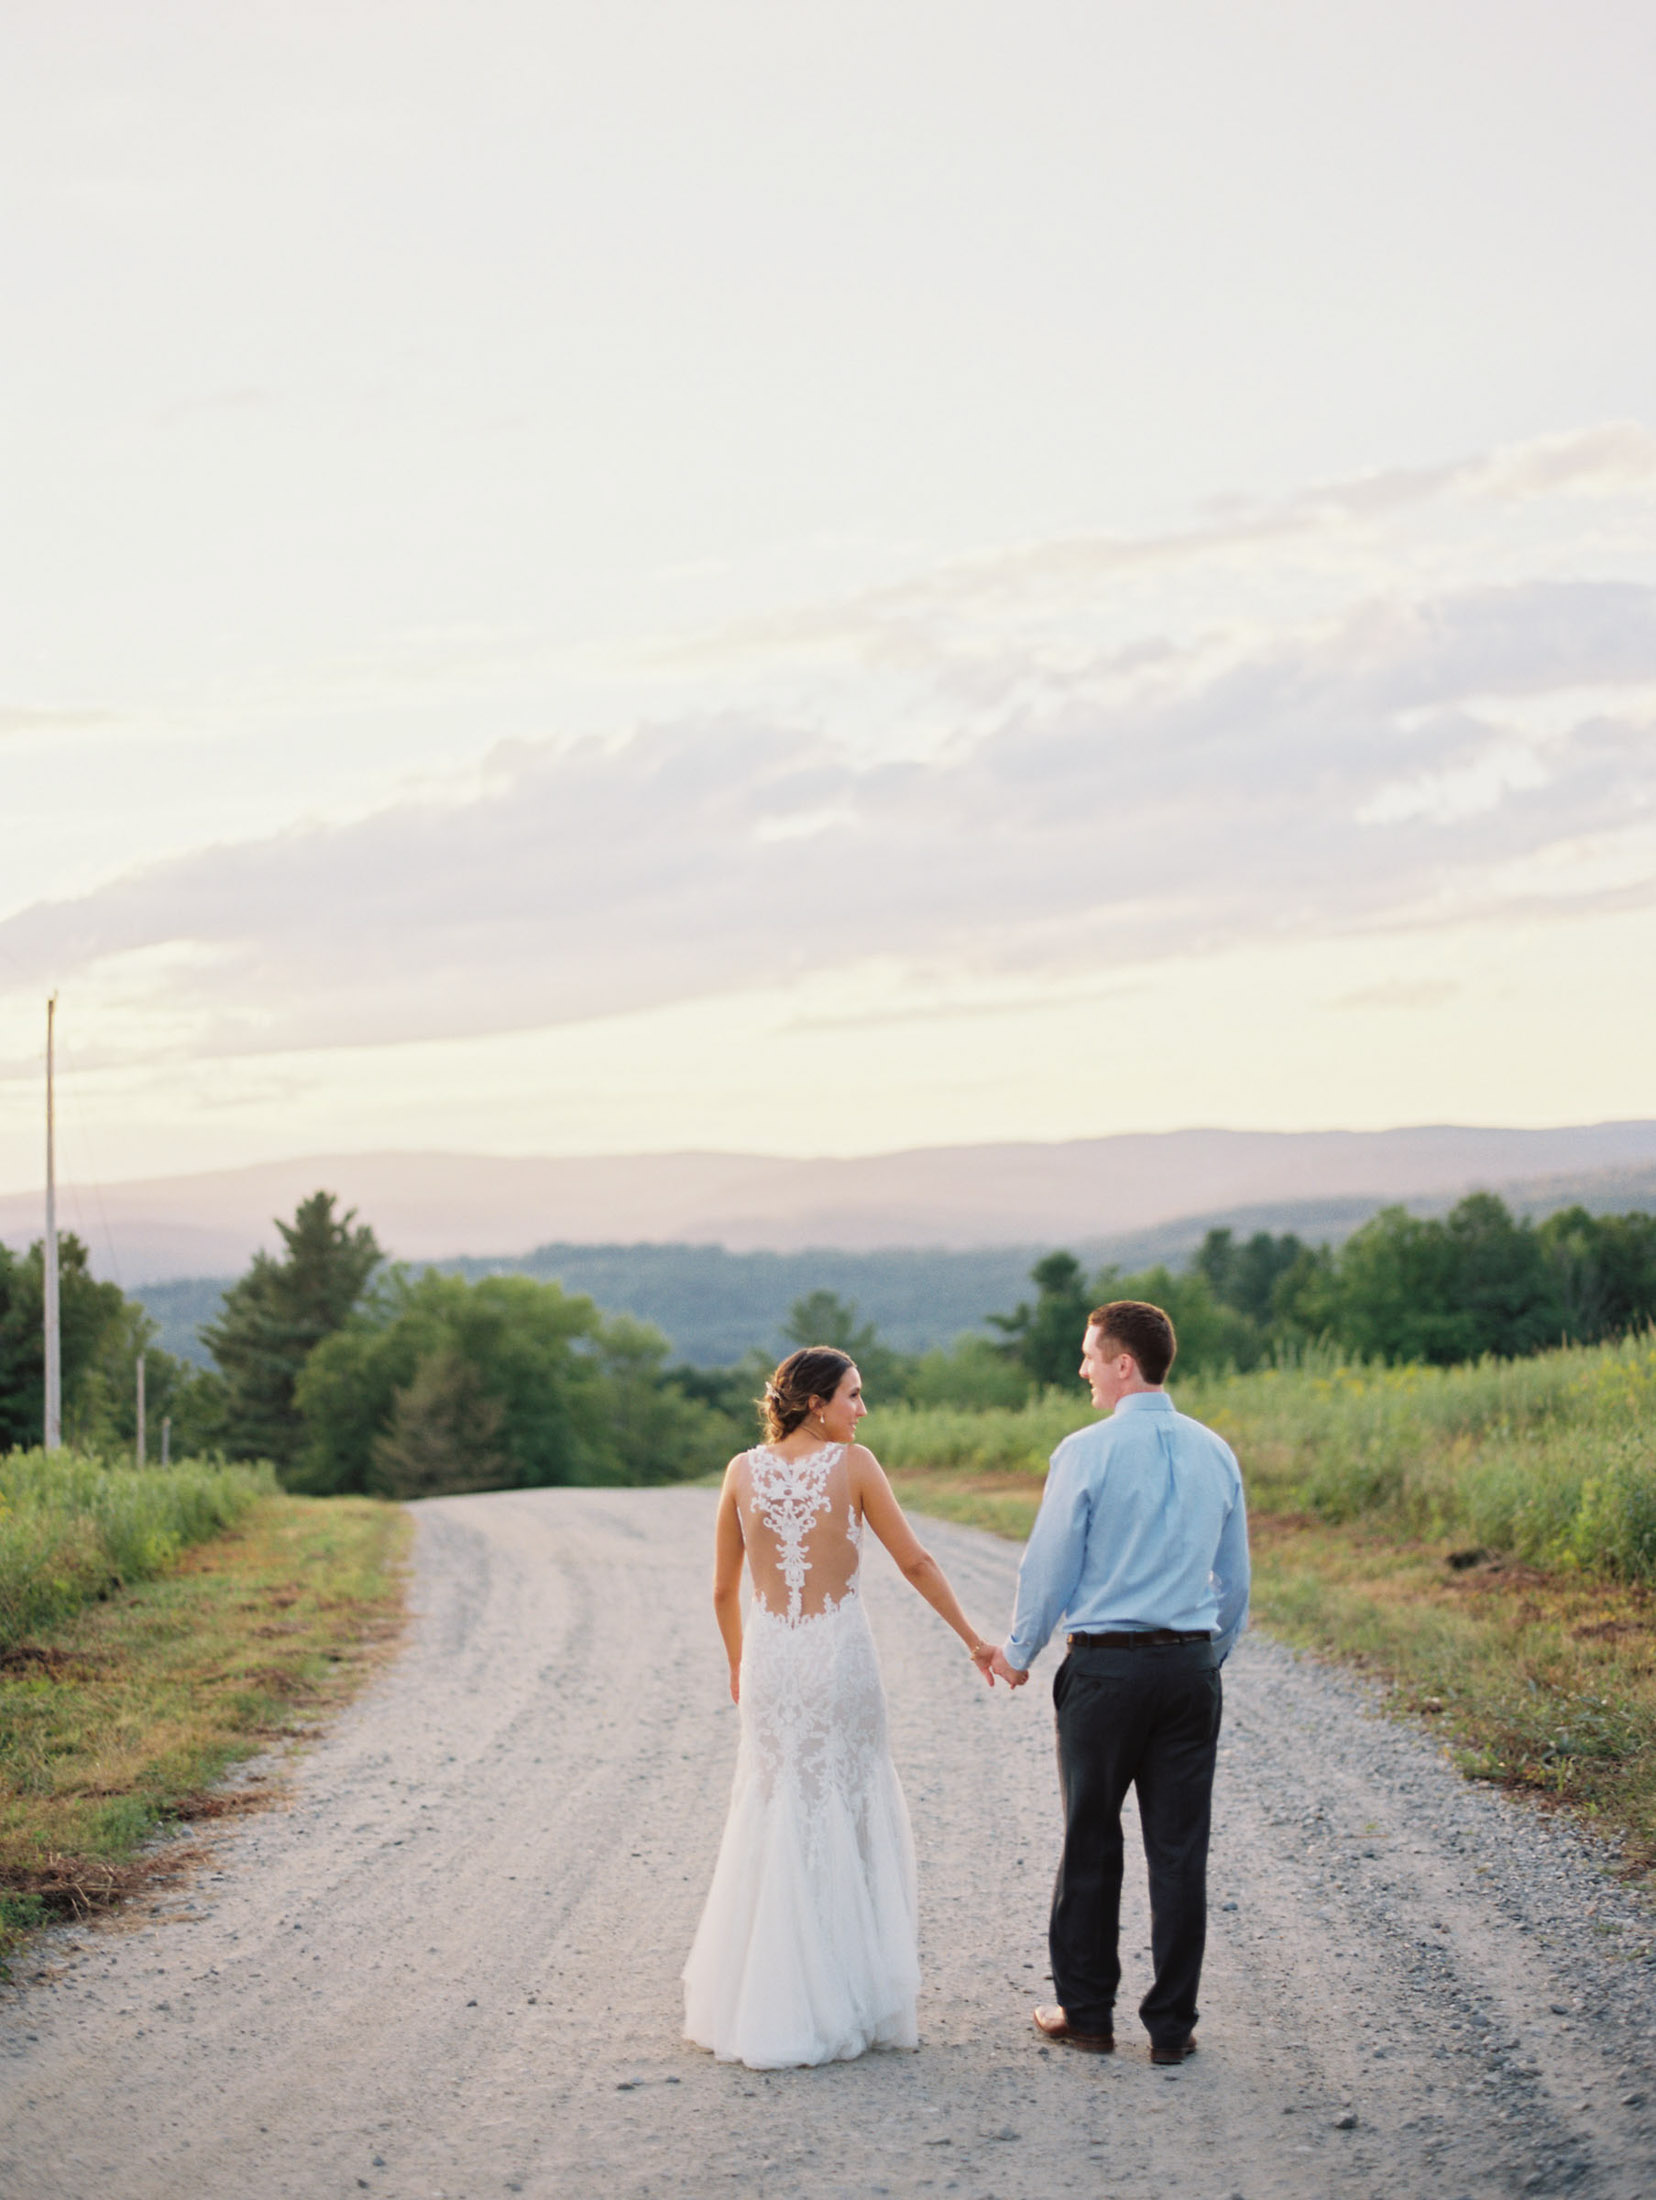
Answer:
[{"left": 2, "top": 1489, "right": 1653, "bottom": 2200}]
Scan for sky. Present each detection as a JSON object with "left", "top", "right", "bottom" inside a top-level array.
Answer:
[{"left": 3, "top": 1, "right": 1655, "bottom": 1190}]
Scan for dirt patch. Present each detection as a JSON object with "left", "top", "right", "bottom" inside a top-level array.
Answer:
[
  {"left": 167, "top": 1781, "right": 281, "bottom": 1823},
  {"left": 2, "top": 1842, "right": 212, "bottom": 1923},
  {"left": 1449, "top": 1556, "right": 1556, "bottom": 1593},
  {"left": 0, "top": 1644, "right": 97, "bottom": 1680},
  {"left": 218, "top": 1666, "right": 324, "bottom": 1695}
]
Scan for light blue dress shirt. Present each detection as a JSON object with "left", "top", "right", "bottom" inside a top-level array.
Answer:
[{"left": 1005, "top": 1390, "right": 1250, "bottom": 1671}]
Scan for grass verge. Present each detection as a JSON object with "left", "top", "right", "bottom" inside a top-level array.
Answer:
[
  {"left": 1, "top": 1493, "right": 409, "bottom": 1966},
  {"left": 889, "top": 1466, "right": 1656, "bottom": 1879},
  {"left": 1248, "top": 1516, "right": 1656, "bottom": 1874}
]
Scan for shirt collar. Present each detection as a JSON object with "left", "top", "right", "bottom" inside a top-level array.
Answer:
[{"left": 1111, "top": 1390, "right": 1174, "bottom": 1416}]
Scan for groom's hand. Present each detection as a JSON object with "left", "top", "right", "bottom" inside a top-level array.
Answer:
[{"left": 989, "top": 1646, "right": 1029, "bottom": 1690}]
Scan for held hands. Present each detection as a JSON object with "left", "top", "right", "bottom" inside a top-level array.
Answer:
[{"left": 966, "top": 1637, "right": 1029, "bottom": 1689}]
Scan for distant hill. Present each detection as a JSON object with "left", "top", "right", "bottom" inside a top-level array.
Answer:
[
  {"left": 136, "top": 1246, "right": 1056, "bottom": 1370},
  {"left": 11, "top": 1120, "right": 1656, "bottom": 1283},
  {"left": 439, "top": 1243, "right": 1045, "bottom": 1366},
  {"left": 130, "top": 1155, "right": 1656, "bottom": 1370},
  {"left": 1087, "top": 1162, "right": 1656, "bottom": 1268},
  {"left": 133, "top": 1276, "right": 234, "bottom": 1370}
]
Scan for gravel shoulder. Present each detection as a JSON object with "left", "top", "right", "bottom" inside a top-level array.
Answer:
[{"left": 3, "top": 1487, "right": 1654, "bottom": 2200}]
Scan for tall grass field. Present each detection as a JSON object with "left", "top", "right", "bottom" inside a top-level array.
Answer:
[
  {"left": 0, "top": 1448, "right": 275, "bottom": 1650},
  {"left": 864, "top": 1331, "right": 1656, "bottom": 1582},
  {"left": 1, "top": 1453, "right": 403, "bottom": 1963}
]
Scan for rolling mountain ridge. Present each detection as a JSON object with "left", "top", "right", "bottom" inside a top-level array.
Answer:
[{"left": 6, "top": 1118, "right": 1653, "bottom": 1296}]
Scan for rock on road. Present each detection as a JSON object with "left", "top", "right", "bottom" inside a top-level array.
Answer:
[{"left": 3, "top": 1489, "right": 1655, "bottom": 2200}]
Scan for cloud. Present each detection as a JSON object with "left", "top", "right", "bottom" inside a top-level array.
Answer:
[
  {"left": 1466, "top": 422, "right": 1656, "bottom": 502},
  {"left": 2, "top": 425, "right": 1654, "bottom": 1074},
  {"left": 0, "top": 706, "right": 118, "bottom": 739},
  {"left": 656, "top": 422, "right": 1656, "bottom": 682},
  {"left": 3, "top": 566, "right": 1654, "bottom": 1071}
]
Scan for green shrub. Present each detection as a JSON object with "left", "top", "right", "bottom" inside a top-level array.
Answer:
[
  {"left": 0, "top": 1448, "right": 274, "bottom": 1649},
  {"left": 903, "top": 1335, "right": 1037, "bottom": 1412}
]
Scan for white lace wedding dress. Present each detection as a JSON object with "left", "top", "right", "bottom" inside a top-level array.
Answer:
[{"left": 682, "top": 1441, "right": 919, "bottom": 2068}]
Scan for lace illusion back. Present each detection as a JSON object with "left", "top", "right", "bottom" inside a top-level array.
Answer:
[
  {"left": 683, "top": 1439, "right": 919, "bottom": 2069},
  {"left": 738, "top": 1441, "right": 861, "bottom": 1623}
]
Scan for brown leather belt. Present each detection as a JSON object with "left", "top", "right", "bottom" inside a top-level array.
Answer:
[{"left": 1066, "top": 1629, "right": 1212, "bottom": 1648}]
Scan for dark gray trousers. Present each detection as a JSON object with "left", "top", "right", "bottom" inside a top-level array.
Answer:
[{"left": 1049, "top": 1638, "right": 1223, "bottom": 2047}]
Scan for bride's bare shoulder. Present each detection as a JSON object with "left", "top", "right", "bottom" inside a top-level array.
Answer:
[{"left": 845, "top": 1440, "right": 885, "bottom": 1481}]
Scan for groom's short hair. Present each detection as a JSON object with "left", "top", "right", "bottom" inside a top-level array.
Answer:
[{"left": 1089, "top": 1300, "right": 1176, "bottom": 1385}]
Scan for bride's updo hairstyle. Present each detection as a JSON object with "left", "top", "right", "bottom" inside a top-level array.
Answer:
[{"left": 759, "top": 1346, "right": 855, "bottom": 1443}]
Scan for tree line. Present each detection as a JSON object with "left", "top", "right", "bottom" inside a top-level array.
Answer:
[
  {"left": 684, "top": 1192, "right": 1656, "bottom": 1415},
  {"left": 5, "top": 1186, "right": 1653, "bottom": 1497},
  {"left": 973, "top": 1192, "right": 1656, "bottom": 1390},
  {"left": 0, "top": 1193, "right": 735, "bottom": 1494}
]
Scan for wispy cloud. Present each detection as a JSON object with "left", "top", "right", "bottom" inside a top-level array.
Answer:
[
  {"left": 0, "top": 706, "right": 119, "bottom": 740},
  {"left": 654, "top": 422, "right": 1656, "bottom": 677}
]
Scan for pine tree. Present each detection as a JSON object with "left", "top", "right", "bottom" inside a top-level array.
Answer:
[
  {"left": 367, "top": 1348, "right": 508, "bottom": 1500},
  {"left": 203, "top": 1192, "right": 382, "bottom": 1468},
  {"left": 987, "top": 1251, "right": 1093, "bottom": 1389},
  {"left": 781, "top": 1290, "right": 906, "bottom": 1401}
]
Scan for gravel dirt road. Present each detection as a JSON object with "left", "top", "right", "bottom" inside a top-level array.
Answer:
[{"left": 4, "top": 1488, "right": 1655, "bottom": 2200}]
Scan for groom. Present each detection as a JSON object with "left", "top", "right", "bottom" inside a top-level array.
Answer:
[{"left": 990, "top": 1299, "right": 1249, "bottom": 2064}]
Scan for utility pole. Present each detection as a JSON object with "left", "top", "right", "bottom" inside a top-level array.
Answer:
[
  {"left": 135, "top": 1353, "right": 147, "bottom": 1467},
  {"left": 44, "top": 993, "right": 61, "bottom": 1452}
]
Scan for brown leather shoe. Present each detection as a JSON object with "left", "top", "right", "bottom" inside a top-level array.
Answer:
[
  {"left": 1149, "top": 2031, "right": 1198, "bottom": 2065},
  {"left": 1033, "top": 2004, "right": 1115, "bottom": 2052}
]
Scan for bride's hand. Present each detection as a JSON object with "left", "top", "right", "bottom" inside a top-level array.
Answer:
[
  {"left": 728, "top": 1664, "right": 741, "bottom": 1705},
  {"left": 968, "top": 1638, "right": 997, "bottom": 1687}
]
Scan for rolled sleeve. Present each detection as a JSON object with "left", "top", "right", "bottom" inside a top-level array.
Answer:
[{"left": 1005, "top": 1442, "right": 1092, "bottom": 1670}]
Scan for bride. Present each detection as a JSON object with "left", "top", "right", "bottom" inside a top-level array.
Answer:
[{"left": 682, "top": 1345, "right": 997, "bottom": 2069}]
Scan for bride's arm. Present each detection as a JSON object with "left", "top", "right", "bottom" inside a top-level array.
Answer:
[
  {"left": 712, "top": 1459, "right": 746, "bottom": 1702},
  {"left": 851, "top": 1446, "right": 996, "bottom": 1683}
]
